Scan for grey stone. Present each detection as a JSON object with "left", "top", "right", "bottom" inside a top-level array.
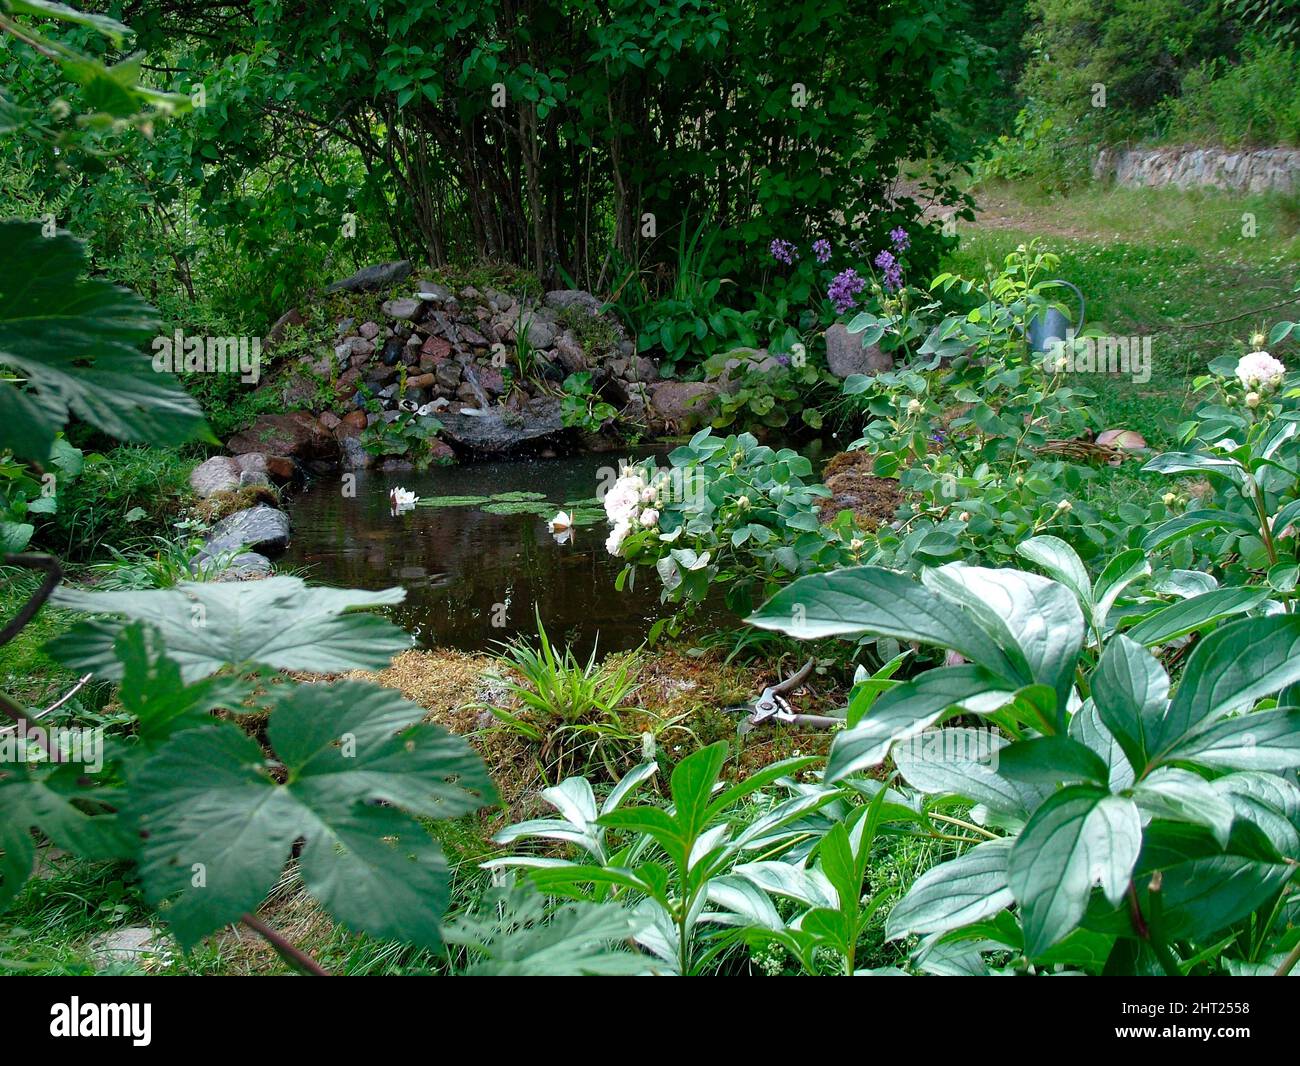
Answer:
[
  {"left": 521, "top": 312, "right": 558, "bottom": 350},
  {"left": 437, "top": 397, "right": 566, "bottom": 453},
  {"left": 543, "top": 289, "right": 603, "bottom": 315},
  {"left": 202, "top": 504, "right": 291, "bottom": 558},
  {"left": 412, "top": 281, "right": 455, "bottom": 304},
  {"left": 825, "top": 323, "right": 894, "bottom": 379},
  {"left": 382, "top": 297, "right": 423, "bottom": 321},
  {"left": 210, "top": 552, "right": 273, "bottom": 581},
  {"left": 325, "top": 260, "right": 412, "bottom": 294},
  {"left": 1094, "top": 145, "right": 1300, "bottom": 193},
  {"left": 340, "top": 436, "right": 373, "bottom": 470},
  {"left": 647, "top": 381, "right": 720, "bottom": 432},
  {"left": 189, "top": 456, "right": 240, "bottom": 498},
  {"left": 358, "top": 321, "right": 381, "bottom": 340},
  {"left": 87, "top": 927, "right": 173, "bottom": 970}
]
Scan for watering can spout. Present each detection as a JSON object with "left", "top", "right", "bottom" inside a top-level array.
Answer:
[{"left": 1028, "top": 280, "right": 1086, "bottom": 354}]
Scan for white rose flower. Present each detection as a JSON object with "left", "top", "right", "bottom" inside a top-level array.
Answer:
[
  {"left": 638, "top": 508, "right": 659, "bottom": 527},
  {"left": 605, "top": 520, "right": 630, "bottom": 556},
  {"left": 1235, "top": 351, "right": 1286, "bottom": 391},
  {"left": 1246, "top": 391, "right": 1261, "bottom": 408}
]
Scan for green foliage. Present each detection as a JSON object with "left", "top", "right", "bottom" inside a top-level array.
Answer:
[
  {"left": 360, "top": 412, "right": 448, "bottom": 469},
  {"left": 749, "top": 552, "right": 1300, "bottom": 972},
  {"left": 1158, "top": 36, "right": 1300, "bottom": 147},
  {"left": 559, "top": 372, "right": 619, "bottom": 434},
  {"left": 0, "top": 221, "right": 209, "bottom": 463},
  {"left": 608, "top": 430, "right": 857, "bottom": 629},
  {"left": 487, "top": 612, "right": 657, "bottom": 779}
]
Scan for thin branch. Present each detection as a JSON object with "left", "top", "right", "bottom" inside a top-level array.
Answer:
[
  {"left": 239, "top": 913, "right": 331, "bottom": 976},
  {"left": 0, "top": 553, "right": 63, "bottom": 647}
]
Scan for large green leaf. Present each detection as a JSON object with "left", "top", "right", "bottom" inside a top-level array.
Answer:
[
  {"left": 1124, "top": 586, "right": 1270, "bottom": 647},
  {"left": 1154, "top": 615, "right": 1300, "bottom": 757},
  {"left": 48, "top": 576, "right": 408, "bottom": 681},
  {"left": 1134, "top": 822, "right": 1292, "bottom": 941},
  {"left": 1169, "top": 708, "right": 1300, "bottom": 771},
  {"left": 0, "top": 766, "right": 131, "bottom": 907},
  {"left": 126, "top": 680, "right": 494, "bottom": 949},
  {"left": 921, "top": 563, "right": 1084, "bottom": 706},
  {"left": 1089, "top": 634, "right": 1169, "bottom": 776},
  {"left": 825, "top": 665, "right": 1015, "bottom": 781},
  {"left": 747, "top": 565, "right": 1017, "bottom": 678},
  {"left": 1008, "top": 786, "right": 1141, "bottom": 957},
  {"left": 886, "top": 838, "right": 1013, "bottom": 940},
  {"left": 0, "top": 221, "right": 208, "bottom": 460}
]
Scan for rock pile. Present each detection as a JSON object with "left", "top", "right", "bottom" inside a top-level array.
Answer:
[{"left": 240, "top": 264, "right": 681, "bottom": 466}]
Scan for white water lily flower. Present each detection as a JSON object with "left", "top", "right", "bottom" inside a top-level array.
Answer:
[
  {"left": 1235, "top": 351, "right": 1286, "bottom": 391},
  {"left": 547, "top": 510, "right": 572, "bottom": 533},
  {"left": 389, "top": 486, "right": 418, "bottom": 511}
]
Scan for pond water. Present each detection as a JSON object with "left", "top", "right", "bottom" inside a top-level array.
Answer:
[{"left": 280, "top": 451, "right": 676, "bottom": 655}]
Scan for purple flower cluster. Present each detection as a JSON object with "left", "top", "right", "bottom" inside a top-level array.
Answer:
[
  {"left": 827, "top": 268, "right": 866, "bottom": 314},
  {"left": 874, "top": 249, "right": 903, "bottom": 292},
  {"left": 889, "top": 227, "right": 910, "bottom": 252},
  {"left": 770, "top": 238, "right": 798, "bottom": 265},
  {"left": 812, "top": 238, "right": 832, "bottom": 264}
]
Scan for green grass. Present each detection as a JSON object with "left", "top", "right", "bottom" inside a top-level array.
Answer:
[{"left": 945, "top": 180, "right": 1300, "bottom": 517}]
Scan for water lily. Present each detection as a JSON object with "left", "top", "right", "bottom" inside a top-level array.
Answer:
[
  {"left": 547, "top": 510, "right": 572, "bottom": 533},
  {"left": 390, "top": 486, "right": 418, "bottom": 512}
]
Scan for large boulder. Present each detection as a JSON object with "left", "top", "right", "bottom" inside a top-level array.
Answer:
[
  {"left": 201, "top": 504, "right": 291, "bottom": 558},
  {"left": 325, "top": 260, "right": 412, "bottom": 295},
  {"left": 227, "top": 412, "right": 335, "bottom": 461},
  {"left": 647, "top": 381, "right": 720, "bottom": 433},
  {"left": 543, "top": 289, "right": 603, "bottom": 315},
  {"left": 824, "top": 323, "right": 894, "bottom": 379},
  {"left": 189, "top": 456, "right": 241, "bottom": 498},
  {"left": 437, "top": 397, "right": 566, "bottom": 453}
]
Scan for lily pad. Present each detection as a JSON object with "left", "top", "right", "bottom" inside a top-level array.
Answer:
[
  {"left": 481, "top": 500, "right": 553, "bottom": 516},
  {"left": 417, "top": 495, "right": 491, "bottom": 508}
]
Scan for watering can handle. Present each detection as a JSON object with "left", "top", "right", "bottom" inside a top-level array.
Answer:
[{"left": 1048, "top": 279, "right": 1086, "bottom": 331}]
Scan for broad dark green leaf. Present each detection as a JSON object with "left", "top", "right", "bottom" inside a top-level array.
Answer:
[
  {"left": 126, "top": 681, "right": 493, "bottom": 949},
  {"left": 1008, "top": 786, "right": 1141, "bottom": 957},
  {"left": 886, "top": 838, "right": 1013, "bottom": 939},
  {"left": 1090, "top": 635, "right": 1169, "bottom": 775},
  {"left": 748, "top": 565, "right": 1017, "bottom": 678},
  {"left": 1155, "top": 616, "right": 1300, "bottom": 757},
  {"left": 826, "top": 665, "right": 1015, "bottom": 781},
  {"left": 0, "top": 221, "right": 208, "bottom": 460},
  {"left": 1124, "top": 587, "right": 1270, "bottom": 647},
  {"left": 49, "top": 576, "right": 408, "bottom": 681}
]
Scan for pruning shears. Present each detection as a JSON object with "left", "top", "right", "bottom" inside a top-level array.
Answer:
[{"left": 725, "top": 659, "right": 843, "bottom": 734}]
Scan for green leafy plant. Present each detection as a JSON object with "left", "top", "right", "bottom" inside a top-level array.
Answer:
[
  {"left": 609, "top": 430, "right": 857, "bottom": 633},
  {"left": 559, "top": 371, "right": 618, "bottom": 433},
  {"left": 749, "top": 548, "right": 1300, "bottom": 975},
  {"left": 488, "top": 746, "right": 828, "bottom": 975}
]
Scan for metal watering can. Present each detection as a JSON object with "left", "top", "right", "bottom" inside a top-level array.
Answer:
[{"left": 1026, "top": 280, "right": 1086, "bottom": 354}]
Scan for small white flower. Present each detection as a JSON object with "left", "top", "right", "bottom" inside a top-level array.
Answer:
[
  {"left": 849, "top": 537, "right": 865, "bottom": 551},
  {"left": 1055, "top": 499, "right": 1072, "bottom": 513},
  {"left": 736, "top": 495, "right": 751, "bottom": 510},
  {"left": 958, "top": 511, "right": 970, "bottom": 521},
  {"left": 547, "top": 510, "right": 572, "bottom": 532},
  {"left": 906, "top": 398, "right": 922, "bottom": 414},
  {"left": 389, "top": 486, "right": 418, "bottom": 511},
  {"left": 605, "top": 520, "right": 630, "bottom": 556},
  {"left": 1246, "top": 391, "right": 1261, "bottom": 408},
  {"left": 1235, "top": 351, "right": 1286, "bottom": 391},
  {"left": 1161, "top": 491, "right": 1178, "bottom": 506},
  {"left": 639, "top": 508, "right": 659, "bottom": 528}
]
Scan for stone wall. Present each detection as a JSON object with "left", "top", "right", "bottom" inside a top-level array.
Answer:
[{"left": 1093, "top": 145, "right": 1300, "bottom": 193}]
